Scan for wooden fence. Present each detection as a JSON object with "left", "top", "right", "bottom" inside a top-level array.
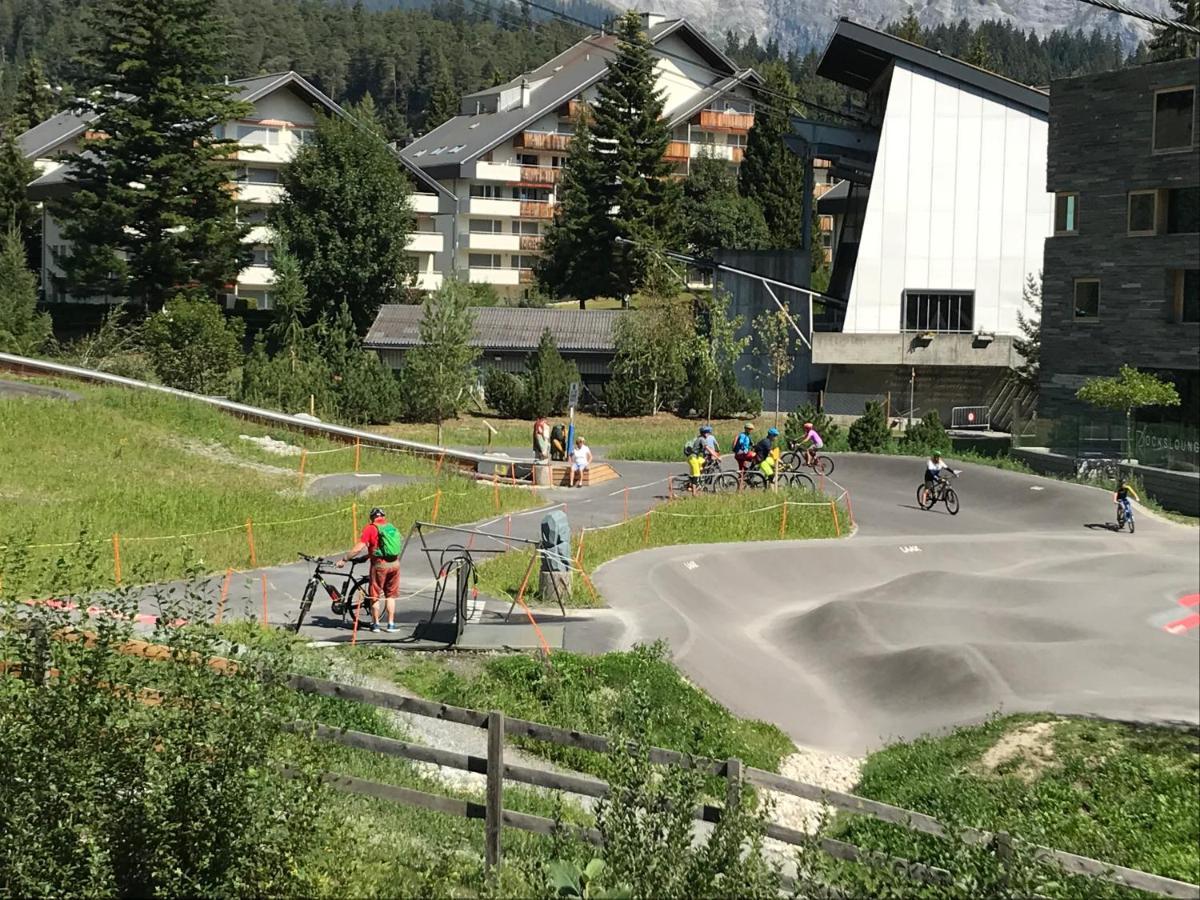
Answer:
[{"left": 286, "top": 674, "right": 1200, "bottom": 899}]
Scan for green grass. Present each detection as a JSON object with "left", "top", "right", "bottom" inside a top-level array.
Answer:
[
  {"left": 346, "top": 641, "right": 795, "bottom": 782},
  {"left": 375, "top": 411, "right": 783, "bottom": 461},
  {"left": 475, "top": 486, "right": 848, "bottom": 608},
  {"left": 0, "top": 380, "right": 536, "bottom": 595},
  {"left": 833, "top": 714, "right": 1200, "bottom": 891}
]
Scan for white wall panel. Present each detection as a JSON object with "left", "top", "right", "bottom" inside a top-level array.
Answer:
[{"left": 845, "top": 62, "right": 1053, "bottom": 337}]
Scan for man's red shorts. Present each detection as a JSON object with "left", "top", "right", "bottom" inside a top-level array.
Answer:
[{"left": 370, "top": 560, "right": 400, "bottom": 600}]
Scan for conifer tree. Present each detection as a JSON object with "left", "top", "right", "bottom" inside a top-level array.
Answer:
[
  {"left": 264, "top": 240, "right": 312, "bottom": 364},
  {"left": 56, "top": 0, "right": 251, "bottom": 309},
  {"left": 0, "top": 224, "right": 51, "bottom": 355},
  {"left": 1149, "top": 0, "right": 1200, "bottom": 61},
  {"left": 12, "top": 57, "right": 58, "bottom": 132},
  {"left": 739, "top": 62, "right": 806, "bottom": 250},
  {"left": 0, "top": 127, "right": 37, "bottom": 239},
  {"left": 399, "top": 280, "right": 480, "bottom": 441},
  {"left": 895, "top": 6, "right": 923, "bottom": 43}
]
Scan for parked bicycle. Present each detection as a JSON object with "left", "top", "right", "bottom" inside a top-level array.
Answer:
[
  {"left": 1116, "top": 501, "right": 1135, "bottom": 533},
  {"left": 780, "top": 440, "right": 835, "bottom": 477},
  {"left": 917, "top": 471, "right": 961, "bottom": 515},
  {"left": 293, "top": 552, "right": 372, "bottom": 632}
]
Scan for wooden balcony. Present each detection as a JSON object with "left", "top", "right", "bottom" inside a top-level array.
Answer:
[
  {"left": 566, "top": 99, "right": 592, "bottom": 120},
  {"left": 698, "top": 109, "right": 754, "bottom": 132},
  {"left": 732, "top": 146, "right": 745, "bottom": 163},
  {"left": 520, "top": 201, "right": 554, "bottom": 219},
  {"left": 519, "top": 234, "right": 544, "bottom": 251},
  {"left": 518, "top": 166, "right": 561, "bottom": 186},
  {"left": 664, "top": 140, "right": 690, "bottom": 161},
  {"left": 514, "top": 131, "right": 572, "bottom": 152},
  {"left": 518, "top": 268, "right": 535, "bottom": 285}
]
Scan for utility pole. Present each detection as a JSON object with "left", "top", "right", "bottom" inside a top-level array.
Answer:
[{"left": 908, "top": 367, "right": 915, "bottom": 431}]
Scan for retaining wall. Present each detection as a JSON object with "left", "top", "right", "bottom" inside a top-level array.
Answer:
[{"left": 1013, "top": 447, "right": 1200, "bottom": 516}]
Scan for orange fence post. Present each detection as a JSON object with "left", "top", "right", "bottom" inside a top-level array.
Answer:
[
  {"left": 623, "top": 487, "right": 629, "bottom": 522},
  {"left": 297, "top": 449, "right": 308, "bottom": 488},
  {"left": 214, "top": 568, "right": 233, "bottom": 625},
  {"left": 668, "top": 476, "right": 674, "bottom": 501},
  {"left": 435, "top": 451, "right": 445, "bottom": 478},
  {"left": 844, "top": 491, "right": 855, "bottom": 527},
  {"left": 492, "top": 473, "right": 500, "bottom": 513},
  {"left": 260, "top": 573, "right": 269, "bottom": 629},
  {"left": 830, "top": 501, "right": 841, "bottom": 537},
  {"left": 643, "top": 511, "right": 651, "bottom": 546},
  {"left": 111, "top": 532, "right": 122, "bottom": 585},
  {"left": 510, "top": 463, "right": 518, "bottom": 486},
  {"left": 351, "top": 502, "right": 359, "bottom": 542},
  {"left": 779, "top": 503, "right": 788, "bottom": 538},
  {"left": 574, "top": 529, "right": 585, "bottom": 567},
  {"left": 505, "top": 514, "right": 512, "bottom": 541},
  {"left": 431, "top": 490, "right": 442, "bottom": 524},
  {"left": 354, "top": 438, "right": 361, "bottom": 473},
  {"left": 245, "top": 518, "right": 257, "bottom": 568}
]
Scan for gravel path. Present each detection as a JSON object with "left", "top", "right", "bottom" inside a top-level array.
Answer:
[{"left": 767, "top": 747, "right": 864, "bottom": 835}]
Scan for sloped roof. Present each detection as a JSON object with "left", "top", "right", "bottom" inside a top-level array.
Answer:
[
  {"left": 17, "top": 70, "right": 451, "bottom": 201},
  {"left": 403, "top": 17, "right": 759, "bottom": 176},
  {"left": 366, "top": 306, "right": 626, "bottom": 353},
  {"left": 818, "top": 19, "right": 1049, "bottom": 116}
]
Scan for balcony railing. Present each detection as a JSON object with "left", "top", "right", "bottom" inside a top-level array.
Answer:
[
  {"left": 518, "top": 166, "right": 561, "bottom": 186},
  {"left": 519, "top": 234, "right": 544, "bottom": 251},
  {"left": 664, "top": 141, "right": 690, "bottom": 161},
  {"left": 566, "top": 99, "right": 591, "bottom": 120},
  {"left": 519, "top": 268, "right": 535, "bottom": 285},
  {"left": 519, "top": 200, "right": 554, "bottom": 219},
  {"left": 698, "top": 109, "right": 754, "bottom": 132},
  {"left": 514, "top": 131, "right": 572, "bottom": 152}
]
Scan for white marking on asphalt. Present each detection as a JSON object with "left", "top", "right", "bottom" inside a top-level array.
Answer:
[
  {"left": 1030, "top": 486, "right": 1045, "bottom": 491},
  {"left": 899, "top": 545, "right": 922, "bottom": 553},
  {"left": 683, "top": 560, "right": 699, "bottom": 570}
]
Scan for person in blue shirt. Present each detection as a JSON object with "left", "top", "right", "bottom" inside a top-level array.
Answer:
[{"left": 732, "top": 423, "right": 755, "bottom": 471}]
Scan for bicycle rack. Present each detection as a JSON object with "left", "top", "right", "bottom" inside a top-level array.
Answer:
[{"left": 427, "top": 551, "right": 479, "bottom": 646}]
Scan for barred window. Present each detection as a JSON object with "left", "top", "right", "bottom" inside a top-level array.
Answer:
[{"left": 902, "top": 291, "right": 975, "bottom": 333}]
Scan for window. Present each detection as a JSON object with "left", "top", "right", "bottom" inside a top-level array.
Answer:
[
  {"left": 237, "top": 167, "right": 280, "bottom": 184},
  {"left": 236, "top": 124, "right": 279, "bottom": 146},
  {"left": 1054, "top": 192, "right": 1078, "bottom": 234},
  {"left": 514, "top": 187, "right": 550, "bottom": 202},
  {"left": 901, "top": 291, "right": 975, "bottom": 333},
  {"left": 469, "top": 253, "right": 502, "bottom": 268},
  {"left": 251, "top": 245, "right": 273, "bottom": 266},
  {"left": 555, "top": 122, "right": 575, "bottom": 135},
  {"left": 1074, "top": 279, "right": 1100, "bottom": 320},
  {"left": 469, "top": 219, "right": 502, "bottom": 233},
  {"left": 551, "top": 156, "right": 566, "bottom": 168},
  {"left": 237, "top": 290, "right": 272, "bottom": 310},
  {"left": 1128, "top": 191, "right": 1158, "bottom": 235},
  {"left": 518, "top": 154, "right": 538, "bottom": 166},
  {"left": 1173, "top": 270, "right": 1200, "bottom": 323},
  {"left": 415, "top": 215, "right": 436, "bottom": 233},
  {"left": 295, "top": 129, "right": 316, "bottom": 145},
  {"left": 1166, "top": 186, "right": 1200, "bottom": 234},
  {"left": 515, "top": 220, "right": 540, "bottom": 235},
  {"left": 470, "top": 183, "right": 502, "bottom": 199},
  {"left": 1154, "top": 87, "right": 1195, "bottom": 152},
  {"left": 238, "top": 206, "right": 268, "bottom": 225},
  {"left": 514, "top": 254, "right": 539, "bottom": 269}
]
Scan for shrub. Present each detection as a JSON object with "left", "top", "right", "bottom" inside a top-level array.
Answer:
[
  {"left": 848, "top": 400, "right": 893, "bottom": 452},
  {"left": 902, "top": 410, "right": 951, "bottom": 455},
  {"left": 784, "top": 401, "right": 844, "bottom": 450},
  {"left": 524, "top": 329, "right": 578, "bottom": 416},
  {"left": 240, "top": 333, "right": 337, "bottom": 418},
  {"left": 484, "top": 366, "right": 527, "bottom": 418},
  {"left": 143, "top": 296, "right": 244, "bottom": 394}
]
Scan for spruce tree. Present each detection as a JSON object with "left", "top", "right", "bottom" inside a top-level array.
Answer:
[
  {"left": 12, "top": 57, "right": 58, "bottom": 132},
  {"left": 1013, "top": 273, "right": 1042, "bottom": 391},
  {"left": 274, "top": 98, "right": 416, "bottom": 334},
  {"left": 739, "top": 62, "right": 806, "bottom": 250},
  {"left": 56, "top": 0, "right": 251, "bottom": 309},
  {"left": 264, "top": 240, "right": 312, "bottom": 364},
  {"left": 524, "top": 328, "right": 578, "bottom": 416},
  {"left": 0, "top": 224, "right": 51, "bottom": 355},
  {"left": 0, "top": 127, "right": 37, "bottom": 238},
  {"left": 1149, "top": 0, "right": 1200, "bottom": 61},
  {"left": 894, "top": 7, "right": 923, "bottom": 43},
  {"left": 399, "top": 280, "right": 480, "bottom": 441},
  {"left": 681, "top": 155, "right": 769, "bottom": 259}
]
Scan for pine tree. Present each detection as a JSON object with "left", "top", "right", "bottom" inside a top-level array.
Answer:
[
  {"left": 12, "top": 56, "right": 58, "bottom": 132},
  {"left": 895, "top": 6, "right": 923, "bottom": 43},
  {"left": 524, "top": 328, "right": 578, "bottom": 416},
  {"left": 264, "top": 240, "right": 312, "bottom": 365},
  {"left": 739, "top": 62, "right": 806, "bottom": 250},
  {"left": 681, "top": 154, "right": 769, "bottom": 259},
  {"left": 0, "top": 126, "right": 37, "bottom": 238},
  {"left": 964, "top": 31, "right": 998, "bottom": 70},
  {"left": 419, "top": 47, "right": 459, "bottom": 133},
  {"left": 399, "top": 280, "right": 480, "bottom": 441},
  {"left": 1149, "top": 0, "right": 1200, "bottom": 61},
  {"left": 0, "top": 224, "right": 51, "bottom": 355},
  {"left": 274, "top": 98, "right": 416, "bottom": 334},
  {"left": 56, "top": 0, "right": 251, "bottom": 309},
  {"left": 1013, "top": 273, "right": 1042, "bottom": 391}
]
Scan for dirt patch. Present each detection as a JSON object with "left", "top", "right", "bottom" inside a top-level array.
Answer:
[
  {"left": 239, "top": 434, "right": 302, "bottom": 457},
  {"left": 979, "top": 719, "right": 1060, "bottom": 783},
  {"left": 169, "top": 437, "right": 297, "bottom": 479},
  {"left": 765, "top": 747, "right": 865, "bottom": 838}
]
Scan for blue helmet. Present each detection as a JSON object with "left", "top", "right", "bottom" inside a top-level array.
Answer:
[
  {"left": 767, "top": 427, "right": 779, "bottom": 437},
  {"left": 700, "top": 425, "right": 713, "bottom": 434}
]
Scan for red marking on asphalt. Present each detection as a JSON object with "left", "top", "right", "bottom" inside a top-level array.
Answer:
[
  {"left": 1163, "top": 594, "right": 1200, "bottom": 634},
  {"left": 25, "top": 598, "right": 185, "bottom": 627},
  {"left": 1179, "top": 594, "right": 1200, "bottom": 608}
]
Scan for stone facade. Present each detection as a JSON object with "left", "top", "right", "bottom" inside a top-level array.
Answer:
[{"left": 1039, "top": 58, "right": 1200, "bottom": 421}]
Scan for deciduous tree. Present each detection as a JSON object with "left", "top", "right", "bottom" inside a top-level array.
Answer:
[
  {"left": 752, "top": 308, "right": 797, "bottom": 426},
  {"left": 143, "top": 297, "right": 244, "bottom": 394},
  {"left": 1076, "top": 366, "right": 1181, "bottom": 461}
]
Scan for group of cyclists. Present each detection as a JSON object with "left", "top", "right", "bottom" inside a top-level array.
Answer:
[{"left": 684, "top": 420, "right": 825, "bottom": 492}]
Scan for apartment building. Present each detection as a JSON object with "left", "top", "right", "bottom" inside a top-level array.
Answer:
[
  {"left": 19, "top": 71, "right": 452, "bottom": 308},
  {"left": 1039, "top": 57, "right": 1199, "bottom": 426},
  {"left": 401, "top": 13, "right": 762, "bottom": 298}
]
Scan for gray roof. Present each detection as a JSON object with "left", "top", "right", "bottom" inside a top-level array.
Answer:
[
  {"left": 818, "top": 19, "right": 1049, "bottom": 116},
  {"left": 17, "top": 70, "right": 451, "bottom": 201},
  {"left": 366, "top": 305, "right": 626, "bottom": 353},
  {"left": 403, "top": 18, "right": 758, "bottom": 177}
]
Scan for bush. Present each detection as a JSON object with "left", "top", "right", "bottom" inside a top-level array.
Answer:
[
  {"left": 143, "top": 296, "right": 244, "bottom": 394},
  {"left": 524, "top": 329, "right": 578, "bottom": 416},
  {"left": 902, "top": 410, "right": 951, "bottom": 455},
  {"left": 848, "top": 400, "right": 893, "bottom": 452},
  {"left": 784, "top": 401, "right": 844, "bottom": 450},
  {"left": 483, "top": 366, "right": 527, "bottom": 418},
  {"left": 240, "top": 334, "right": 337, "bottom": 417},
  {"left": 97, "top": 352, "right": 159, "bottom": 383}
]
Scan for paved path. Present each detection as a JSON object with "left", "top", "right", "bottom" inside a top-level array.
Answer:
[{"left": 587, "top": 454, "right": 1200, "bottom": 755}]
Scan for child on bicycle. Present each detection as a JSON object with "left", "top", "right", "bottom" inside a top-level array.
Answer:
[
  {"left": 754, "top": 427, "right": 780, "bottom": 479},
  {"left": 799, "top": 422, "right": 823, "bottom": 467},
  {"left": 924, "top": 453, "right": 959, "bottom": 488},
  {"left": 1114, "top": 479, "right": 1139, "bottom": 520}
]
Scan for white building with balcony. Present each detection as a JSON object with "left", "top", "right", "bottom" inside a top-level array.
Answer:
[
  {"left": 401, "top": 13, "right": 762, "bottom": 299},
  {"left": 19, "top": 71, "right": 453, "bottom": 308}
]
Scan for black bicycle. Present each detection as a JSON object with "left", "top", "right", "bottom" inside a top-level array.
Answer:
[
  {"left": 780, "top": 440, "right": 835, "bottom": 477},
  {"left": 671, "top": 457, "right": 739, "bottom": 496},
  {"left": 742, "top": 456, "right": 815, "bottom": 492},
  {"left": 293, "top": 553, "right": 372, "bottom": 632},
  {"left": 917, "top": 471, "right": 961, "bottom": 515}
]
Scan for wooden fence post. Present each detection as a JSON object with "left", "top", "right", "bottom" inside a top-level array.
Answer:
[
  {"left": 246, "top": 518, "right": 257, "bottom": 568},
  {"left": 297, "top": 449, "right": 308, "bottom": 488},
  {"left": 492, "top": 473, "right": 500, "bottom": 513},
  {"left": 623, "top": 487, "right": 629, "bottom": 522},
  {"left": 260, "top": 573, "right": 269, "bottom": 630},
  {"left": 993, "top": 831, "right": 1014, "bottom": 890},
  {"left": 725, "top": 757, "right": 743, "bottom": 814},
  {"left": 779, "top": 502, "right": 788, "bottom": 538},
  {"left": 436, "top": 451, "right": 446, "bottom": 478},
  {"left": 351, "top": 502, "right": 358, "bottom": 543},
  {"left": 885, "top": 391, "right": 891, "bottom": 421},
  {"left": 485, "top": 710, "right": 505, "bottom": 870},
  {"left": 642, "top": 511, "right": 651, "bottom": 546},
  {"left": 111, "top": 532, "right": 122, "bottom": 585}
]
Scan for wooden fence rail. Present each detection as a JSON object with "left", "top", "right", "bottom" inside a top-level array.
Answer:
[{"left": 285, "top": 673, "right": 1200, "bottom": 899}]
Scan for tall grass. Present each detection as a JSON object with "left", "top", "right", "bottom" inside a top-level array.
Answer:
[
  {"left": 476, "top": 487, "right": 847, "bottom": 608},
  {"left": 0, "top": 383, "right": 535, "bottom": 595}
]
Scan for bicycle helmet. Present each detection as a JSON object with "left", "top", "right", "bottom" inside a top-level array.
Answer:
[
  {"left": 743, "top": 423, "right": 754, "bottom": 431},
  {"left": 369, "top": 507, "right": 386, "bottom": 521},
  {"left": 700, "top": 425, "right": 713, "bottom": 434},
  {"left": 767, "top": 427, "right": 779, "bottom": 437}
]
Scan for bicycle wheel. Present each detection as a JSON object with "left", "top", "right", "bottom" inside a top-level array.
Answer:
[
  {"left": 917, "top": 484, "right": 935, "bottom": 510},
  {"left": 670, "top": 474, "right": 691, "bottom": 497},
  {"left": 815, "top": 455, "right": 835, "bottom": 477},
  {"left": 780, "top": 451, "right": 802, "bottom": 471},
  {"left": 744, "top": 470, "right": 767, "bottom": 490},
  {"left": 293, "top": 580, "right": 317, "bottom": 633},
  {"left": 346, "top": 577, "right": 374, "bottom": 628},
  {"left": 782, "top": 471, "right": 815, "bottom": 492},
  {"left": 943, "top": 488, "right": 960, "bottom": 516},
  {"left": 714, "top": 472, "right": 740, "bottom": 493},
  {"left": 1127, "top": 513, "right": 1135, "bottom": 534}
]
